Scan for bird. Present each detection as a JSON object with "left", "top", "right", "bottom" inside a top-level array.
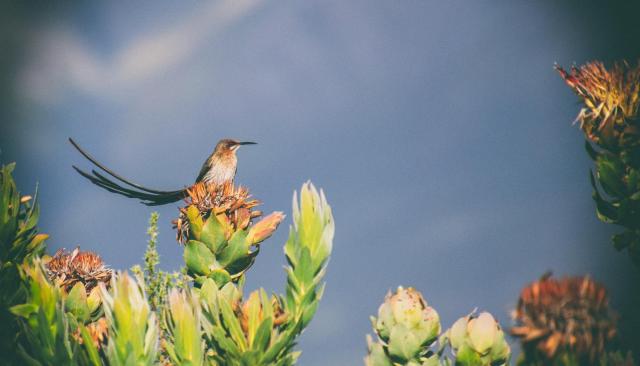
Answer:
[{"left": 69, "top": 138, "right": 256, "bottom": 206}]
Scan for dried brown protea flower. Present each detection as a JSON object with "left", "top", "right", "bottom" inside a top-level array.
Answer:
[
  {"left": 45, "top": 248, "right": 112, "bottom": 292},
  {"left": 173, "top": 182, "right": 262, "bottom": 243},
  {"left": 556, "top": 61, "right": 640, "bottom": 147},
  {"left": 511, "top": 274, "right": 617, "bottom": 363}
]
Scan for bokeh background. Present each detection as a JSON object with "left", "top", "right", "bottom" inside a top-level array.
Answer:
[{"left": 2, "top": 1, "right": 640, "bottom": 364}]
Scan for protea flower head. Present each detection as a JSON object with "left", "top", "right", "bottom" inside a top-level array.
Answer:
[
  {"left": 174, "top": 182, "right": 262, "bottom": 243},
  {"left": 442, "top": 311, "right": 510, "bottom": 365},
  {"left": 510, "top": 274, "right": 617, "bottom": 363},
  {"left": 45, "top": 248, "right": 112, "bottom": 293},
  {"left": 177, "top": 182, "right": 285, "bottom": 286},
  {"left": 556, "top": 61, "right": 640, "bottom": 147},
  {"left": 369, "top": 287, "right": 441, "bottom": 363}
]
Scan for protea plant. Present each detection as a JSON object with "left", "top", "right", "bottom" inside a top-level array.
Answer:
[
  {"left": 440, "top": 311, "right": 510, "bottom": 366},
  {"left": 10, "top": 260, "right": 103, "bottom": 365},
  {"left": 0, "top": 163, "right": 48, "bottom": 364},
  {"left": 365, "top": 287, "right": 441, "bottom": 366},
  {"left": 176, "top": 182, "right": 285, "bottom": 287},
  {"left": 3, "top": 159, "right": 336, "bottom": 366},
  {"left": 177, "top": 182, "right": 335, "bottom": 366},
  {"left": 510, "top": 274, "right": 623, "bottom": 365},
  {"left": 557, "top": 60, "right": 640, "bottom": 264}
]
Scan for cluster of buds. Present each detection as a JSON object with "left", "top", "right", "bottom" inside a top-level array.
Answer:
[
  {"left": 441, "top": 311, "right": 510, "bottom": 366},
  {"left": 45, "top": 248, "right": 112, "bottom": 293},
  {"left": 510, "top": 274, "right": 617, "bottom": 364},
  {"left": 176, "top": 182, "right": 285, "bottom": 287},
  {"left": 366, "top": 287, "right": 441, "bottom": 365}
]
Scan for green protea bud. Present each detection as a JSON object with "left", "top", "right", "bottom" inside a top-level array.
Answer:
[
  {"left": 441, "top": 311, "right": 510, "bottom": 366},
  {"left": 101, "top": 272, "right": 158, "bottom": 366},
  {"left": 178, "top": 182, "right": 284, "bottom": 287},
  {"left": 367, "top": 287, "right": 441, "bottom": 365},
  {"left": 163, "top": 288, "right": 205, "bottom": 366}
]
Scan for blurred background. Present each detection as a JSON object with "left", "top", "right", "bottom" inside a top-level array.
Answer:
[{"left": 2, "top": 1, "right": 640, "bottom": 364}]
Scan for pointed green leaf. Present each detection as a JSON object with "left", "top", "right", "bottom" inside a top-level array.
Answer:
[{"left": 185, "top": 240, "right": 216, "bottom": 276}]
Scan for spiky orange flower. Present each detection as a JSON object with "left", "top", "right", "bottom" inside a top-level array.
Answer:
[
  {"left": 556, "top": 61, "right": 640, "bottom": 147},
  {"left": 511, "top": 274, "right": 617, "bottom": 363},
  {"left": 174, "top": 182, "right": 263, "bottom": 243},
  {"left": 236, "top": 293, "right": 287, "bottom": 337},
  {"left": 72, "top": 317, "right": 108, "bottom": 348},
  {"left": 45, "top": 248, "right": 112, "bottom": 292}
]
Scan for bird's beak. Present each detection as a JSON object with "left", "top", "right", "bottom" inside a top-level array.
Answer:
[{"left": 238, "top": 141, "right": 257, "bottom": 145}]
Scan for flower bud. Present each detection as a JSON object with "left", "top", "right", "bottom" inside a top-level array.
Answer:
[{"left": 247, "top": 212, "right": 285, "bottom": 245}]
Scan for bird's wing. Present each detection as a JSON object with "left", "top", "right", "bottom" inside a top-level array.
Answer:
[
  {"left": 69, "top": 138, "right": 187, "bottom": 206},
  {"left": 195, "top": 155, "right": 211, "bottom": 183}
]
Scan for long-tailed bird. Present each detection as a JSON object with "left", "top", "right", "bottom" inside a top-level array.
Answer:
[{"left": 69, "top": 138, "right": 256, "bottom": 206}]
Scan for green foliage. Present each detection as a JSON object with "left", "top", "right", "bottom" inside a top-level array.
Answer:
[
  {"left": 163, "top": 288, "right": 206, "bottom": 366},
  {"left": 0, "top": 163, "right": 48, "bottom": 364},
  {"left": 3, "top": 162, "right": 336, "bottom": 366},
  {"left": 101, "top": 272, "right": 159, "bottom": 366},
  {"left": 588, "top": 144, "right": 640, "bottom": 265},
  {"left": 10, "top": 261, "right": 100, "bottom": 366}
]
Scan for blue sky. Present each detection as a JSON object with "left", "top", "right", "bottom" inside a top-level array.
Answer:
[{"left": 2, "top": 1, "right": 640, "bottom": 364}]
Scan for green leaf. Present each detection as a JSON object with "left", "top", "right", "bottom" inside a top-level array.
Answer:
[
  {"left": 217, "top": 230, "right": 250, "bottom": 268},
  {"left": 79, "top": 325, "right": 102, "bottom": 366},
  {"left": 208, "top": 269, "right": 232, "bottom": 288},
  {"left": 596, "top": 156, "right": 626, "bottom": 197},
  {"left": 209, "top": 326, "right": 241, "bottom": 358},
  {"left": 218, "top": 297, "right": 247, "bottom": 350},
  {"left": 65, "top": 282, "right": 90, "bottom": 321},
  {"left": 245, "top": 292, "right": 262, "bottom": 347},
  {"left": 252, "top": 316, "right": 273, "bottom": 352},
  {"left": 185, "top": 240, "right": 216, "bottom": 276},
  {"left": 455, "top": 342, "right": 483, "bottom": 365},
  {"left": 200, "top": 214, "right": 228, "bottom": 253},
  {"left": 10, "top": 303, "right": 38, "bottom": 318},
  {"left": 187, "top": 206, "right": 204, "bottom": 240},
  {"left": 612, "top": 230, "right": 637, "bottom": 251},
  {"left": 388, "top": 325, "right": 420, "bottom": 362}
]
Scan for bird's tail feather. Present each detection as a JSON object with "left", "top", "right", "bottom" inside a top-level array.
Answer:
[{"left": 69, "top": 138, "right": 186, "bottom": 206}]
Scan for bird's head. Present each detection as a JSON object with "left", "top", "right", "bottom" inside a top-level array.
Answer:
[{"left": 215, "top": 139, "right": 257, "bottom": 155}]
